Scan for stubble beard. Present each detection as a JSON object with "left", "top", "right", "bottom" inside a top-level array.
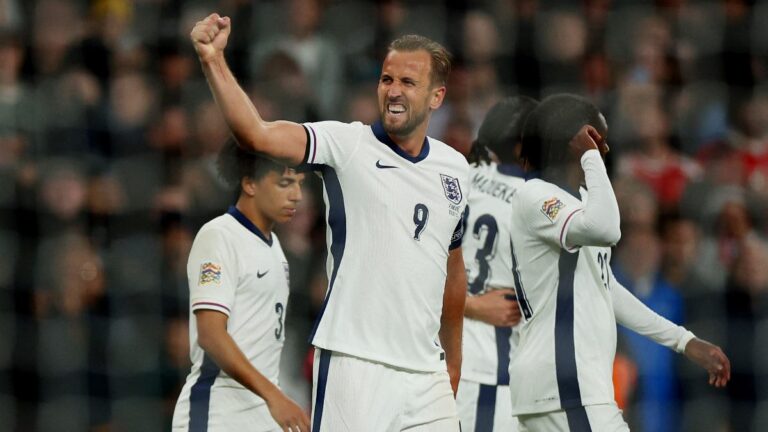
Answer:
[{"left": 381, "top": 107, "right": 429, "bottom": 138}]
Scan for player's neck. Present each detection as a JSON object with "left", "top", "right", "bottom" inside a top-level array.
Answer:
[
  {"left": 544, "top": 164, "right": 583, "bottom": 197},
  {"left": 235, "top": 200, "right": 274, "bottom": 240},
  {"left": 390, "top": 122, "right": 429, "bottom": 157}
]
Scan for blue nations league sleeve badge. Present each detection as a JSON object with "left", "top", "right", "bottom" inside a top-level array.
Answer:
[
  {"left": 440, "top": 174, "right": 463, "bottom": 205},
  {"left": 199, "top": 262, "right": 222, "bottom": 286}
]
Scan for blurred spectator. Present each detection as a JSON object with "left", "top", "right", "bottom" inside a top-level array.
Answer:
[
  {"left": 537, "top": 9, "right": 588, "bottom": 95},
  {"left": 725, "top": 237, "right": 768, "bottom": 432},
  {"left": 253, "top": 49, "right": 319, "bottom": 123},
  {"left": 33, "top": 232, "right": 108, "bottom": 431},
  {"left": 613, "top": 224, "right": 686, "bottom": 432},
  {"left": 250, "top": 0, "right": 343, "bottom": 118},
  {"left": 616, "top": 85, "right": 702, "bottom": 211}
]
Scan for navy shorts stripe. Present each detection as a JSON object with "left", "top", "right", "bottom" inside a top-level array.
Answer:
[
  {"left": 554, "top": 250, "right": 582, "bottom": 409},
  {"left": 308, "top": 166, "right": 347, "bottom": 343},
  {"left": 474, "top": 384, "right": 497, "bottom": 432},
  {"left": 565, "top": 406, "right": 593, "bottom": 432},
  {"left": 189, "top": 354, "right": 220, "bottom": 432},
  {"left": 495, "top": 327, "right": 511, "bottom": 385},
  {"left": 311, "top": 349, "right": 332, "bottom": 432}
]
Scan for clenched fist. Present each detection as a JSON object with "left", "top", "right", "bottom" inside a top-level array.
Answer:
[{"left": 190, "top": 13, "right": 231, "bottom": 63}]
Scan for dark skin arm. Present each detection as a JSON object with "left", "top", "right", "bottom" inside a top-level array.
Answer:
[
  {"left": 196, "top": 310, "right": 310, "bottom": 431},
  {"left": 683, "top": 337, "right": 731, "bottom": 388},
  {"left": 439, "top": 247, "right": 467, "bottom": 396}
]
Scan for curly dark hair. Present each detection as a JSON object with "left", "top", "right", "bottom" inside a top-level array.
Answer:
[
  {"left": 216, "top": 139, "right": 287, "bottom": 196},
  {"left": 467, "top": 96, "right": 538, "bottom": 166}
]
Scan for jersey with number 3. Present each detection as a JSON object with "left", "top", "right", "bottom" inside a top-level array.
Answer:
[
  {"left": 303, "top": 120, "right": 469, "bottom": 372},
  {"left": 507, "top": 179, "right": 617, "bottom": 415},
  {"left": 173, "top": 207, "right": 290, "bottom": 429},
  {"left": 462, "top": 162, "right": 525, "bottom": 385}
]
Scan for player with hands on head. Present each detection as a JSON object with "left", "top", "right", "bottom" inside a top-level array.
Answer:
[
  {"left": 457, "top": 96, "right": 538, "bottom": 432},
  {"left": 507, "top": 94, "right": 729, "bottom": 432},
  {"left": 192, "top": 12, "right": 469, "bottom": 432},
  {"left": 172, "top": 140, "right": 309, "bottom": 432}
]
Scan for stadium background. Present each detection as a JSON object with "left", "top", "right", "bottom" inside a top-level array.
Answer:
[{"left": 0, "top": 0, "right": 766, "bottom": 430}]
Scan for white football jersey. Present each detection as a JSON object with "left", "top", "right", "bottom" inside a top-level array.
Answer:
[
  {"left": 173, "top": 206, "right": 290, "bottom": 430},
  {"left": 303, "top": 121, "right": 469, "bottom": 372},
  {"left": 461, "top": 162, "right": 525, "bottom": 385},
  {"left": 507, "top": 180, "right": 617, "bottom": 415}
]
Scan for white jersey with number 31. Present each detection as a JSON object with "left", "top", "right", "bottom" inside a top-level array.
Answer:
[{"left": 508, "top": 179, "right": 617, "bottom": 415}]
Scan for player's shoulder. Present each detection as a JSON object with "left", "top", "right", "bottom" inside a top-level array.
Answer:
[
  {"left": 188, "top": 215, "right": 238, "bottom": 257},
  {"left": 427, "top": 136, "right": 470, "bottom": 173},
  {"left": 195, "top": 214, "right": 235, "bottom": 241},
  {"left": 515, "top": 178, "right": 580, "bottom": 208},
  {"left": 304, "top": 120, "right": 366, "bottom": 135}
]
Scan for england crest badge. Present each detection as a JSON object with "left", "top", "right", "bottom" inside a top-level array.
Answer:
[{"left": 440, "top": 174, "right": 463, "bottom": 205}]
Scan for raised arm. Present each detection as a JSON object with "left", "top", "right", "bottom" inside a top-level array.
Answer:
[
  {"left": 196, "top": 310, "right": 310, "bottom": 430},
  {"left": 190, "top": 13, "right": 307, "bottom": 166},
  {"left": 440, "top": 247, "right": 467, "bottom": 396},
  {"left": 565, "top": 126, "right": 621, "bottom": 248},
  {"left": 612, "top": 279, "right": 730, "bottom": 388}
]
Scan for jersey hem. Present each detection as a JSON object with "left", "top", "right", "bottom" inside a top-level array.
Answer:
[
  {"left": 460, "top": 374, "right": 507, "bottom": 386},
  {"left": 311, "top": 341, "right": 446, "bottom": 373},
  {"left": 511, "top": 396, "right": 615, "bottom": 415}
]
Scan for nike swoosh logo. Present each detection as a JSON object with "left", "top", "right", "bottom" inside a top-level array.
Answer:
[
  {"left": 376, "top": 160, "right": 398, "bottom": 169},
  {"left": 257, "top": 270, "right": 269, "bottom": 278}
]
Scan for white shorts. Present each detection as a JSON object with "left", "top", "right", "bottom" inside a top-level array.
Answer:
[
  {"left": 517, "top": 403, "right": 629, "bottom": 432},
  {"left": 456, "top": 380, "right": 518, "bottom": 432},
  {"left": 172, "top": 384, "right": 280, "bottom": 432},
  {"left": 310, "top": 348, "right": 460, "bottom": 432}
]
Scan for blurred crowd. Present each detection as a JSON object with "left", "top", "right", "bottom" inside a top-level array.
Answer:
[{"left": 0, "top": 0, "right": 767, "bottom": 431}]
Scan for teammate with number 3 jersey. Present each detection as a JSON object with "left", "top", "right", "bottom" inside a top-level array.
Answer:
[
  {"left": 173, "top": 141, "right": 308, "bottom": 431},
  {"left": 457, "top": 96, "right": 537, "bottom": 432}
]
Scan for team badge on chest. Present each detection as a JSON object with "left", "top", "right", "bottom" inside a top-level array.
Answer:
[{"left": 440, "top": 174, "right": 463, "bottom": 205}]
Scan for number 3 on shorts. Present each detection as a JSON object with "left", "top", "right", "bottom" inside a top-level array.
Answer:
[{"left": 413, "top": 203, "right": 429, "bottom": 241}]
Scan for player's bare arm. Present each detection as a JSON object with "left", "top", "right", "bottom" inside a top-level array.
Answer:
[
  {"left": 684, "top": 337, "right": 731, "bottom": 388},
  {"left": 464, "top": 288, "right": 521, "bottom": 327},
  {"left": 440, "top": 247, "right": 467, "bottom": 396},
  {"left": 611, "top": 280, "right": 730, "bottom": 389},
  {"left": 190, "top": 13, "right": 306, "bottom": 166},
  {"left": 196, "top": 310, "right": 310, "bottom": 431}
]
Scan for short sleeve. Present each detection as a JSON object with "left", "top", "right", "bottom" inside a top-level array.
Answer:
[
  {"left": 302, "top": 121, "right": 363, "bottom": 169},
  {"left": 188, "top": 227, "right": 237, "bottom": 316},
  {"left": 518, "top": 183, "right": 584, "bottom": 252},
  {"left": 449, "top": 216, "right": 465, "bottom": 250}
]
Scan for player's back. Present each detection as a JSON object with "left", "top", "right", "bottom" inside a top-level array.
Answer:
[
  {"left": 304, "top": 121, "right": 469, "bottom": 372},
  {"left": 173, "top": 209, "right": 290, "bottom": 430},
  {"left": 461, "top": 161, "right": 525, "bottom": 385},
  {"left": 507, "top": 179, "right": 617, "bottom": 415}
]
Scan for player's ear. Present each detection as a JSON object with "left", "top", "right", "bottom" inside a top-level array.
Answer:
[
  {"left": 241, "top": 176, "right": 257, "bottom": 197},
  {"left": 429, "top": 85, "right": 446, "bottom": 110}
]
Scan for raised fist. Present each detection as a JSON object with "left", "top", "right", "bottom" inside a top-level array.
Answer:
[{"left": 190, "top": 13, "right": 231, "bottom": 63}]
